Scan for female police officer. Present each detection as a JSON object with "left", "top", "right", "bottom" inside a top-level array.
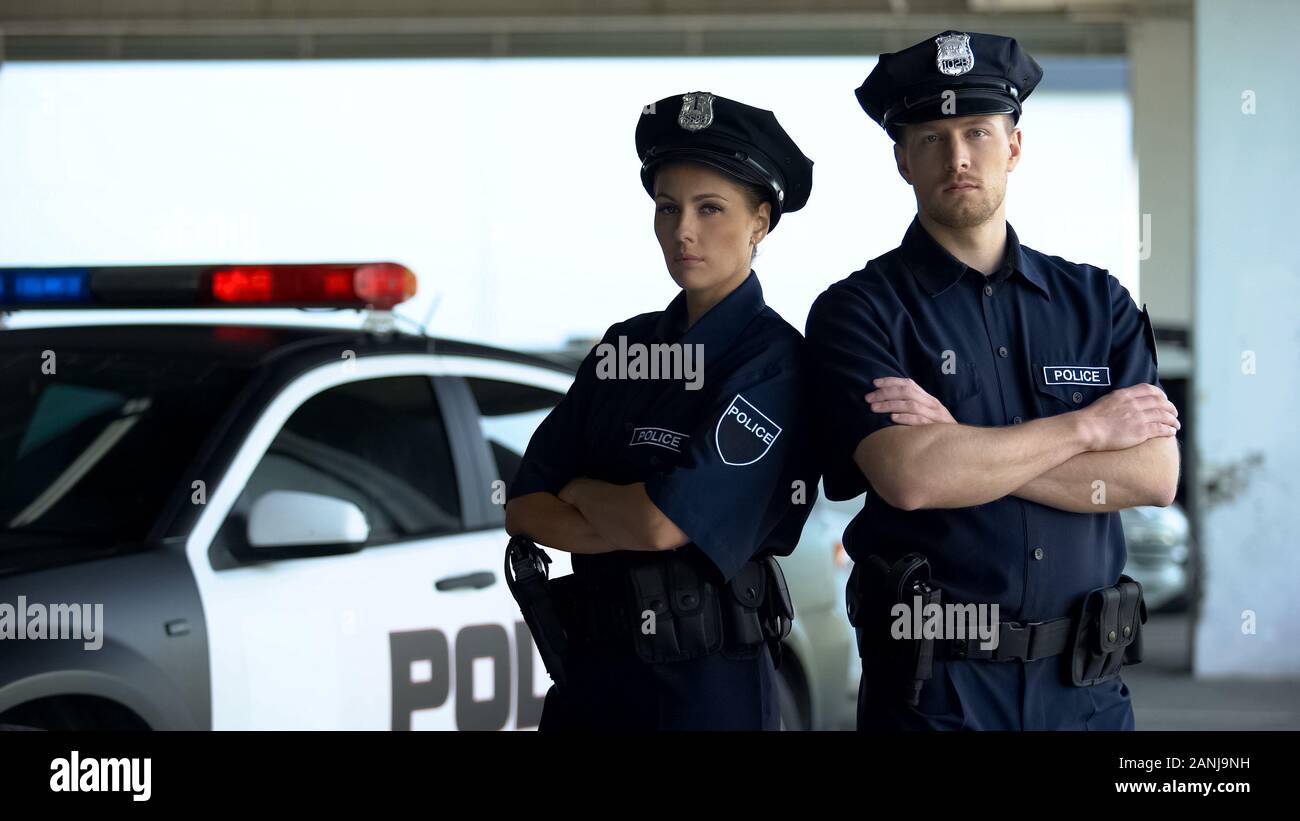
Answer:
[{"left": 504, "top": 91, "right": 817, "bottom": 730}]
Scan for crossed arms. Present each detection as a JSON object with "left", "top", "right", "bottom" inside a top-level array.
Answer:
[
  {"left": 505, "top": 479, "right": 689, "bottom": 555},
  {"left": 509, "top": 373, "right": 1182, "bottom": 555},
  {"left": 856, "top": 377, "right": 1180, "bottom": 513}
]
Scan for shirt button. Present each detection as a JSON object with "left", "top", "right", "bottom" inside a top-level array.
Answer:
[
  {"left": 1033, "top": 547, "right": 1045, "bottom": 560},
  {"left": 1012, "top": 416, "right": 1023, "bottom": 424},
  {"left": 1072, "top": 391, "right": 1084, "bottom": 404},
  {"left": 983, "top": 284, "right": 993, "bottom": 297},
  {"left": 997, "top": 346, "right": 1008, "bottom": 358}
]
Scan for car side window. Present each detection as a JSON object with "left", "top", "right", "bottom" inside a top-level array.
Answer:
[
  {"left": 465, "top": 377, "right": 563, "bottom": 490},
  {"left": 215, "top": 375, "right": 462, "bottom": 558}
]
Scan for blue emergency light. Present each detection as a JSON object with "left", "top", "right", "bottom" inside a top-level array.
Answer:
[
  {"left": 0, "top": 269, "right": 93, "bottom": 305},
  {"left": 0, "top": 263, "right": 416, "bottom": 311}
]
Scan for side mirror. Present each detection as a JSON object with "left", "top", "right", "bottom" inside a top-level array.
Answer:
[{"left": 246, "top": 490, "right": 370, "bottom": 556}]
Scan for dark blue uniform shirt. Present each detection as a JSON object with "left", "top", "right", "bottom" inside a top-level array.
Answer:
[
  {"left": 509, "top": 270, "right": 817, "bottom": 584},
  {"left": 806, "top": 217, "right": 1160, "bottom": 623}
]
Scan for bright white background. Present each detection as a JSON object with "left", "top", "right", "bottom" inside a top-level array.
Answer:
[{"left": 0, "top": 57, "right": 1136, "bottom": 349}]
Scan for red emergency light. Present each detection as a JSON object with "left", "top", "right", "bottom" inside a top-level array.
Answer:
[{"left": 0, "top": 263, "right": 417, "bottom": 311}]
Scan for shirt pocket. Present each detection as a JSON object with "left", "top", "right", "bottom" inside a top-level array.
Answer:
[
  {"left": 1032, "top": 350, "right": 1112, "bottom": 416},
  {"left": 917, "top": 363, "right": 983, "bottom": 423}
]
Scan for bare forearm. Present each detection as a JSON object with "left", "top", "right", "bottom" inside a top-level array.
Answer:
[
  {"left": 1012, "top": 436, "right": 1180, "bottom": 513},
  {"left": 564, "top": 478, "right": 689, "bottom": 552},
  {"left": 855, "top": 413, "right": 1091, "bottom": 510},
  {"left": 504, "top": 493, "right": 617, "bottom": 555}
]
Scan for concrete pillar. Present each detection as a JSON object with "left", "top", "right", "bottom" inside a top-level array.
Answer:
[
  {"left": 1130, "top": 17, "right": 1194, "bottom": 331},
  {"left": 1191, "top": 0, "right": 1300, "bottom": 676}
]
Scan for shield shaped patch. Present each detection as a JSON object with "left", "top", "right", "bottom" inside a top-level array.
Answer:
[{"left": 714, "top": 394, "right": 782, "bottom": 466}]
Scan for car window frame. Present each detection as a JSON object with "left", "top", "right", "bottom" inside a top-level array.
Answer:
[
  {"left": 436, "top": 358, "right": 574, "bottom": 528},
  {"left": 190, "top": 355, "right": 487, "bottom": 569}
]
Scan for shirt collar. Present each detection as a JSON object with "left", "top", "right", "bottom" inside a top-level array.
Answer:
[
  {"left": 653, "top": 269, "right": 767, "bottom": 349},
  {"left": 900, "top": 217, "right": 1050, "bottom": 300}
]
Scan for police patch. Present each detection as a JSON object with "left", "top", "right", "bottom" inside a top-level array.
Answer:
[
  {"left": 714, "top": 394, "right": 781, "bottom": 466},
  {"left": 1042, "top": 365, "right": 1111, "bottom": 386},
  {"left": 629, "top": 426, "right": 689, "bottom": 453}
]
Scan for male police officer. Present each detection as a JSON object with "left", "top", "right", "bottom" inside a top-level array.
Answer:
[{"left": 805, "top": 31, "right": 1181, "bottom": 730}]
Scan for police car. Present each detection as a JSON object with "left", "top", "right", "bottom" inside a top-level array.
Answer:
[{"left": 0, "top": 263, "right": 853, "bottom": 731}]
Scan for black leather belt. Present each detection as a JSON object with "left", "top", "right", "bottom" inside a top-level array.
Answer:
[{"left": 937, "top": 616, "right": 1074, "bottom": 662}]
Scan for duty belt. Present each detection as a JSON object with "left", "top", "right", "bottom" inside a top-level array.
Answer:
[
  {"left": 936, "top": 616, "right": 1075, "bottom": 662},
  {"left": 550, "top": 573, "right": 635, "bottom": 651},
  {"left": 550, "top": 553, "right": 794, "bottom": 667},
  {"left": 848, "top": 552, "right": 1148, "bottom": 703}
]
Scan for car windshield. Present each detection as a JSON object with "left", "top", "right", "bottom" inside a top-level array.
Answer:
[{"left": 0, "top": 344, "right": 252, "bottom": 546}]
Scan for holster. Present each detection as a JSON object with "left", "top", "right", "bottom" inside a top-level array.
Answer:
[
  {"left": 503, "top": 535, "right": 568, "bottom": 688},
  {"left": 847, "top": 552, "right": 942, "bottom": 707},
  {"left": 1067, "top": 573, "right": 1147, "bottom": 687}
]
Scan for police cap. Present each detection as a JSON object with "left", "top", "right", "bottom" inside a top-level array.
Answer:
[
  {"left": 855, "top": 31, "right": 1043, "bottom": 136},
  {"left": 636, "top": 91, "right": 813, "bottom": 231}
]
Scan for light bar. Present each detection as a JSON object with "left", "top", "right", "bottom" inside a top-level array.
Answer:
[
  {"left": 0, "top": 263, "right": 416, "bottom": 311},
  {"left": 0, "top": 268, "right": 93, "bottom": 306}
]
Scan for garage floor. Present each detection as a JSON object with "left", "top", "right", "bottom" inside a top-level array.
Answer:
[{"left": 1127, "top": 612, "right": 1300, "bottom": 731}]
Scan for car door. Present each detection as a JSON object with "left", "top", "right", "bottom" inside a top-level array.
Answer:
[
  {"left": 435, "top": 355, "right": 578, "bottom": 726},
  {"left": 434, "top": 354, "right": 574, "bottom": 567},
  {"left": 186, "top": 355, "right": 523, "bottom": 730}
]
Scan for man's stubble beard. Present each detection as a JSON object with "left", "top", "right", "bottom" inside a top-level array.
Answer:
[{"left": 922, "top": 177, "right": 1007, "bottom": 230}]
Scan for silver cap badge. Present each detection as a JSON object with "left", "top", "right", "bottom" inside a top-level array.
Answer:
[
  {"left": 678, "top": 91, "right": 716, "bottom": 132},
  {"left": 935, "top": 32, "right": 975, "bottom": 77}
]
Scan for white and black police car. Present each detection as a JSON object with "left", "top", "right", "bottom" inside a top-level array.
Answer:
[{"left": 0, "top": 263, "right": 854, "bottom": 731}]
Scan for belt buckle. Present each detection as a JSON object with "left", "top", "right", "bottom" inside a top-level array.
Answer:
[
  {"left": 994, "top": 621, "right": 1031, "bottom": 662},
  {"left": 1021, "top": 619, "right": 1050, "bottom": 661}
]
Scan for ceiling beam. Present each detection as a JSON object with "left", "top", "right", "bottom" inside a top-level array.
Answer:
[{"left": 0, "top": 10, "right": 1188, "bottom": 61}]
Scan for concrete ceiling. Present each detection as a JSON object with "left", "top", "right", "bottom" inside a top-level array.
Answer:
[{"left": 0, "top": 1, "right": 1190, "bottom": 61}]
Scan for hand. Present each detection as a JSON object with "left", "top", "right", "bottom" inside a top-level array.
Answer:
[
  {"left": 865, "top": 377, "right": 956, "bottom": 426},
  {"left": 1075, "top": 383, "right": 1179, "bottom": 451}
]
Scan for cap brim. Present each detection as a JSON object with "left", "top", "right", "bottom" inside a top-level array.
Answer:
[
  {"left": 890, "top": 88, "right": 1019, "bottom": 126},
  {"left": 641, "top": 148, "right": 785, "bottom": 228},
  {"left": 643, "top": 149, "right": 771, "bottom": 192}
]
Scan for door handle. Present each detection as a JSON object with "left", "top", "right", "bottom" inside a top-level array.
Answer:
[{"left": 434, "top": 571, "right": 496, "bottom": 592}]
